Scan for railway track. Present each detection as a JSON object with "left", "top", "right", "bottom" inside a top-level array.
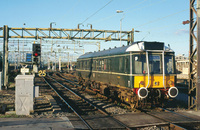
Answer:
[
  {"left": 42, "top": 73, "right": 132, "bottom": 130},
  {"left": 37, "top": 73, "right": 200, "bottom": 130},
  {"left": 52, "top": 72, "right": 135, "bottom": 111}
]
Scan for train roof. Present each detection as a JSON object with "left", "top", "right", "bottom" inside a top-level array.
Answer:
[{"left": 78, "top": 41, "right": 174, "bottom": 59}]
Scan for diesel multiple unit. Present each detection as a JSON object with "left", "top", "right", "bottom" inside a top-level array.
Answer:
[{"left": 76, "top": 41, "right": 178, "bottom": 108}]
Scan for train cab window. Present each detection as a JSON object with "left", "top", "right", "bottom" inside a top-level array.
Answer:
[
  {"left": 134, "top": 55, "right": 147, "bottom": 74},
  {"left": 165, "top": 55, "right": 174, "bottom": 74},
  {"left": 133, "top": 54, "right": 162, "bottom": 74},
  {"left": 149, "top": 55, "right": 161, "bottom": 74}
]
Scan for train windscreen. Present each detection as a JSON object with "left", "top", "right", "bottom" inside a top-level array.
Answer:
[{"left": 133, "top": 54, "right": 174, "bottom": 74}]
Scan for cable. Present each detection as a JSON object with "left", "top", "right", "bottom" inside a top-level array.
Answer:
[
  {"left": 91, "top": 0, "right": 148, "bottom": 24},
  {"left": 81, "top": 0, "right": 113, "bottom": 24},
  {"left": 91, "top": 0, "right": 167, "bottom": 24},
  {"left": 135, "top": 9, "right": 188, "bottom": 28}
]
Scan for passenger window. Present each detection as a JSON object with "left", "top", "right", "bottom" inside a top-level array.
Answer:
[
  {"left": 101, "top": 60, "right": 104, "bottom": 71},
  {"left": 97, "top": 60, "right": 102, "bottom": 71},
  {"left": 104, "top": 59, "right": 107, "bottom": 71},
  {"left": 108, "top": 59, "right": 111, "bottom": 71},
  {"left": 89, "top": 59, "right": 92, "bottom": 70},
  {"left": 92, "top": 60, "right": 96, "bottom": 70},
  {"left": 119, "top": 57, "right": 123, "bottom": 72},
  {"left": 124, "top": 57, "right": 129, "bottom": 73}
]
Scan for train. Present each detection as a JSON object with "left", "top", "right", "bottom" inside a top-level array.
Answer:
[{"left": 76, "top": 41, "right": 178, "bottom": 108}]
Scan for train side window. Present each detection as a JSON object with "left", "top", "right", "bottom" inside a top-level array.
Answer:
[
  {"left": 108, "top": 59, "right": 111, "bottom": 71},
  {"left": 84, "top": 61, "right": 87, "bottom": 70},
  {"left": 83, "top": 61, "right": 85, "bottom": 70},
  {"left": 119, "top": 57, "right": 123, "bottom": 72},
  {"left": 104, "top": 59, "right": 107, "bottom": 71},
  {"left": 112, "top": 57, "right": 118, "bottom": 72},
  {"left": 95, "top": 60, "right": 98, "bottom": 70},
  {"left": 89, "top": 59, "right": 92, "bottom": 70},
  {"left": 96, "top": 60, "right": 101, "bottom": 71},
  {"left": 79, "top": 61, "right": 81, "bottom": 69},
  {"left": 101, "top": 60, "right": 104, "bottom": 71},
  {"left": 85, "top": 61, "right": 87, "bottom": 70},
  {"left": 86, "top": 61, "right": 88, "bottom": 70},
  {"left": 92, "top": 59, "right": 96, "bottom": 70},
  {"left": 100, "top": 60, "right": 103, "bottom": 70},
  {"left": 124, "top": 57, "right": 129, "bottom": 73},
  {"left": 111, "top": 57, "right": 119, "bottom": 72},
  {"left": 96, "top": 60, "right": 98, "bottom": 70}
]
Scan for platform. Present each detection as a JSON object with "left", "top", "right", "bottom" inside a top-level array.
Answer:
[
  {"left": 1, "top": 111, "right": 200, "bottom": 129},
  {"left": 0, "top": 117, "right": 75, "bottom": 130}
]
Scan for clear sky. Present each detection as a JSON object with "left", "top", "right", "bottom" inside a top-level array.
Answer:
[{"left": 0, "top": 0, "right": 190, "bottom": 57}]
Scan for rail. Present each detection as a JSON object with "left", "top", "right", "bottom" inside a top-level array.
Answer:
[
  {"left": 45, "top": 73, "right": 132, "bottom": 130},
  {"left": 42, "top": 76, "right": 93, "bottom": 130}
]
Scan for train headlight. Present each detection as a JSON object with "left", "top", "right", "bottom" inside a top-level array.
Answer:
[
  {"left": 139, "top": 81, "right": 144, "bottom": 85},
  {"left": 168, "top": 87, "right": 178, "bottom": 98},
  {"left": 168, "top": 80, "right": 174, "bottom": 85},
  {"left": 138, "top": 87, "right": 148, "bottom": 99}
]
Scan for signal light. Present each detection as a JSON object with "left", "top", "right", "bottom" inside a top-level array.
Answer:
[
  {"left": 34, "top": 53, "right": 38, "bottom": 57},
  {"left": 32, "top": 44, "right": 41, "bottom": 64}
]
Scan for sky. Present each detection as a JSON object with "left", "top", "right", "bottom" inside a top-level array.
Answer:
[{"left": 0, "top": 0, "right": 190, "bottom": 59}]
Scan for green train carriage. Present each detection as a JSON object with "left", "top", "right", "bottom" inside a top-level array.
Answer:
[{"left": 76, "top": 41, "right": 178, "bottom": 107}]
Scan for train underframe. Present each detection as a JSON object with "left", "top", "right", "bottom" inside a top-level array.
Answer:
[{"left": 78, "top": 76, "right": 169, "bottom": 108}]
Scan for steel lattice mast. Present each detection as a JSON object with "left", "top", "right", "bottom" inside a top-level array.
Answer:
[{"left": 189, "top": 0, "right": 200, "bottom": 110}]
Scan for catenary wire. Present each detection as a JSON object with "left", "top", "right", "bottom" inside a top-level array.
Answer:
[
  {"left": 81, "top": 0, "right": 113, "bottom": 24},
  {"left": 91, "top": 0, "right": 166, "bottom": 24},
  {"left": 135, "top": 9, "right": 188, "bottom": 28}
]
